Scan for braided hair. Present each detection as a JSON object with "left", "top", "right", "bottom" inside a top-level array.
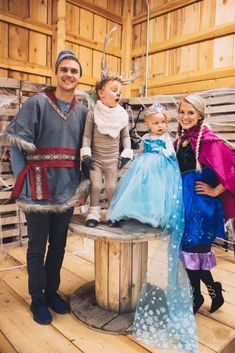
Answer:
[{"left": 177, "top": 95, "right": 206, "bottom": 171}]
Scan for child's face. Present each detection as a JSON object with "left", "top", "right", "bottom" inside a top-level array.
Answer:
[
  {"left": 98, "top": 80, "right": 122, "bottom": 108},
  {"left": 145, "top": 113, "right": 167, "bottom": 136},
  {"left": 178, "top": 100, "right": 202, "bottom": 130}
]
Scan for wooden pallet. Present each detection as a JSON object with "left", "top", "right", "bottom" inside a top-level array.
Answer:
[
  {"left": 0, "top": 78, "right": 46, "bottom": 245},
  {"left": 124, "top": 87, "right": 235, "bottom": 149},
  {"left": 0, "top": 78, "right": 20, "bottom": 146},
  {"left": 0, "top": 186, "right": 27, "bottom": 246}
]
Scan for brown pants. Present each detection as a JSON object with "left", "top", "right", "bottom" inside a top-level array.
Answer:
[{"left": 89, "top": 158, "right": 119, "bottom": 206}]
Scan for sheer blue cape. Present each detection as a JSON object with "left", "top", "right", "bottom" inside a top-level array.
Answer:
[{"left": 109, "top": 138, "right": 199, "bottom": 353}]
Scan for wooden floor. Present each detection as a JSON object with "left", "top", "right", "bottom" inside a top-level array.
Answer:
[{"left": 0, "top": 233, "right": 235, "bottom": 353}]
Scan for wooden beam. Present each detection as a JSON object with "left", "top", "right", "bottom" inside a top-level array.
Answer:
[
  {"left": 131, "top": 77, "right": 235, "bottom": 96},
  {"left": 121, "top": 0, "right": 133, "bottom": 97},
  {"left": 66, "top": 33, "right": 122, "bottom": 58},
  {"left": 0, "top": 57, "right": 51, "bottom": 77},
  {"left": 131, "top": 66, "right": 235, "bottom": 90},
  {"left": 67, "top": 0, "right": 122, "bottom": 25},
  {"left": 132, "top": 22, "right": 235, "bottom": 58},
  {"left": 51, "top": 0, "right": 66, "bottom": 84},
  {"left": 131, "top": 67, "right": 235, "bottom": 95},
  {"left": 0, "top": 58, "right": 98, "bottom": 86},
  {"left": 133, "top": 0, "right": 201, "bottom": 25},
  {"left": 0, "top": 10, "right": 52, "bottom": 36}
]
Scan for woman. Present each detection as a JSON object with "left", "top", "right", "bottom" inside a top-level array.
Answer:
[{"left": 176, "top": 94, "right": 235, "bottom": 314}]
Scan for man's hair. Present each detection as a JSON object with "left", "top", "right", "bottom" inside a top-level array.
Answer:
[{"left": 55, "top": 50, "right": 82, "bottom": 77}]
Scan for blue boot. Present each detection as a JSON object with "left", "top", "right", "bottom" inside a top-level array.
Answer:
[
  {"left": 30, "top": 301, "right": 52, "bottom": 325},
  {"left": 46, "top": 293, "right": 70, "bottom": 314}
]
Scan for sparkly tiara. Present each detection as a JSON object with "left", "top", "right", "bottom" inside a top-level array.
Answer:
[{"left": 144, "top": 103, "right": 164, "bottom": 116}]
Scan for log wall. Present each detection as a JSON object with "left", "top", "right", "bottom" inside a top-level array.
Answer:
[
  {"left": 0, "top": 0, "right": 234, "bottom": 96},
  {"left": 131, "top": 0, "right": 235, "bottom": 96},
  {"left": 0, "top": 0, "right": 124, "bottom": 91}
]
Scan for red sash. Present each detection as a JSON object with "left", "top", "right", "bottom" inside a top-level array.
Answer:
[{"left": 11, "top": 147, "right": 79, "bottom": 200}]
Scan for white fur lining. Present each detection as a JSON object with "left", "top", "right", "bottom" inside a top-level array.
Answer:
[
  {"left": 94, "top": 100, "right": 129, "bottom": 138},
  {"left": 3, "top": 134, "right": 36, "bottom": 152},
  {"left": 16, "top": 180, "right": 91, "bottom": 213},
  {"left": 120, "top": 148, "right": 133, "bottom": 159},
  {"left": 81, "top": 146, "right": 92, "bottom": 158},
  {"left": 86, "top": 206, "right": 101, "bottom": 222}
]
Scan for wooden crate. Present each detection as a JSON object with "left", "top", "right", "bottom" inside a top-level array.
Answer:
[
  {"left": 0, "top": 78, "right": 45, "bottom": 245},
  {"left": 124, "top": 87, "right": 235, "bottom": 150},
  {"left": 0, "top": 184, "right": 27, "bottom": 246},
  {"left": 0, "top": 77, "right": 20, "bottom": 141}
]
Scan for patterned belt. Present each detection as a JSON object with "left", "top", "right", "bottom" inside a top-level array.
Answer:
[{"left": 11, "top": 147, "right": 80, "bottom": 200}]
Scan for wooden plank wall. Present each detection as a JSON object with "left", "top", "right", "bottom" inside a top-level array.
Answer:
[
  {"left": 0, "top": 0, "right": 52, "bottom": 84},
  {"left": 131, "top": 0, "right": 235, "bottom": 96},
  {"left": 0, "top": 0, "right": 124, "bottom": 91},
  {"left": 65, "top": 0, "right": 123, "bottom": 91},
  {"left": 0, "top": 0, "right": 234, "bottom": 96}
]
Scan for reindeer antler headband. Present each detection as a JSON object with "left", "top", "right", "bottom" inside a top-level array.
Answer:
[{"left": 101, "top": 28, "right": 139, "bottom": 85}]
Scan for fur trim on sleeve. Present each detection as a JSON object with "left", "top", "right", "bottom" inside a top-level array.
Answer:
[
  {"left": 81, "top": 146, "right": 92, "bottom": 158},
  {"left": 3, "top": 134, "right": 36, "bottom": 152},
  {"left": 120, "top": 148, "right": 133, "bottom": 159}
]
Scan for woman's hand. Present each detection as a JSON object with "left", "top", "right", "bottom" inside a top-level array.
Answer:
[{"left": 195, "top": 181, "right": 226, "bottom": 197}]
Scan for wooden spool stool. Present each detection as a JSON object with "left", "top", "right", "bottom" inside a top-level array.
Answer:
[{"left": 69, "top": 215, "right": 160, "bottom": 334}]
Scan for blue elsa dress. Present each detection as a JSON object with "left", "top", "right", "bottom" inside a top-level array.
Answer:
[{"left": 109, "top": 133, "right": 199, "bottom": 353}]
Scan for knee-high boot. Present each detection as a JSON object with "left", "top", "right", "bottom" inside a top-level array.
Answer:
[
  {"left": 187, "top": 269, "right": 204, "bottom": 314},
  {"left": 199, "top": 270, "right": 224, "bottom": 313}
]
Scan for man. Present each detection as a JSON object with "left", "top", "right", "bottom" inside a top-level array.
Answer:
[{"left": 3, "top": 51, "right": 88, "bottom": 325}]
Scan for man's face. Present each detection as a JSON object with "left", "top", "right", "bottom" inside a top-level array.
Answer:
[
  {"left": 56, "top": 59, "right": 81, "bottom": 93},
  {"left": 98, "top": 80, "right": 122, "bottom": 108}
]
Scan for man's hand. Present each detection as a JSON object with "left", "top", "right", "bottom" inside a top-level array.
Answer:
[
  {"left": 83, "top": 156, "right": 95, "bottom": 170},
  {"left": 118, "top": 157, "right": 131, "bottom": 169},
  {"left": 75, "top": 194, "right": 88, "bottom": 207}
]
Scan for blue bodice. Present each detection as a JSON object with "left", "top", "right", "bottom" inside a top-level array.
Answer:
[{"left": 143, "top": 139, "right": 166, "bottom": 154}]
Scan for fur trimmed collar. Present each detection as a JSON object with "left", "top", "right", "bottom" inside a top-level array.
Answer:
[{"left": 94, "top": 100, "right": 129, "bottom": 138}]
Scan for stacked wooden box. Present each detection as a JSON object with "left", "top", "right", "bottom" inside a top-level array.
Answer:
[
  {"left": 124, "top": 87, "right": 235, "bottom": 149},
  {"left": 0, "top": 77, "right": 45, "bottom": 246}
]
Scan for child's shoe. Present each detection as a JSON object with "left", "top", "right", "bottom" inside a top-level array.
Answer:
[
  {"left": 108, "top": 220, "right": 120, "bottom": 228},
  {"left": 86, "top": 219, "right": 98, "bottom": 227}
]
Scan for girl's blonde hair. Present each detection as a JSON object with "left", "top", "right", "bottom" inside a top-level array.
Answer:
[
  {"left": 144, "top": 102, "right": 168, "bottom": 124},
  {"left": 144, "top": 111, "right": 168, "bottom": 124},
  {"left": 177, "top": 94, "right": 206, "bottom": 171}
]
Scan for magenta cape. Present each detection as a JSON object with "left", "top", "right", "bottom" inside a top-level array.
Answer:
[{"left": 176, "top": 126, "right": 235, "bottom": 220}]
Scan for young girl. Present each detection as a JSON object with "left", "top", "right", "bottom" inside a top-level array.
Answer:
[
  {"left": 176, "top": 94, "right": 235, "bottom": 314},
  {"left": 109, "top": 103, "right": 198, "bottom": 353},
  {"left": 81, "top": 76, "right": 133, "bottom": 227},
  {"left": 109, "top": 103, "right": 179, "bottom": 227}
]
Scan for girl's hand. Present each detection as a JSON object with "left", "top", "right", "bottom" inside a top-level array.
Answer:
[{"left": 195, "top": 181, "right": 226, "bottom": 197}]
